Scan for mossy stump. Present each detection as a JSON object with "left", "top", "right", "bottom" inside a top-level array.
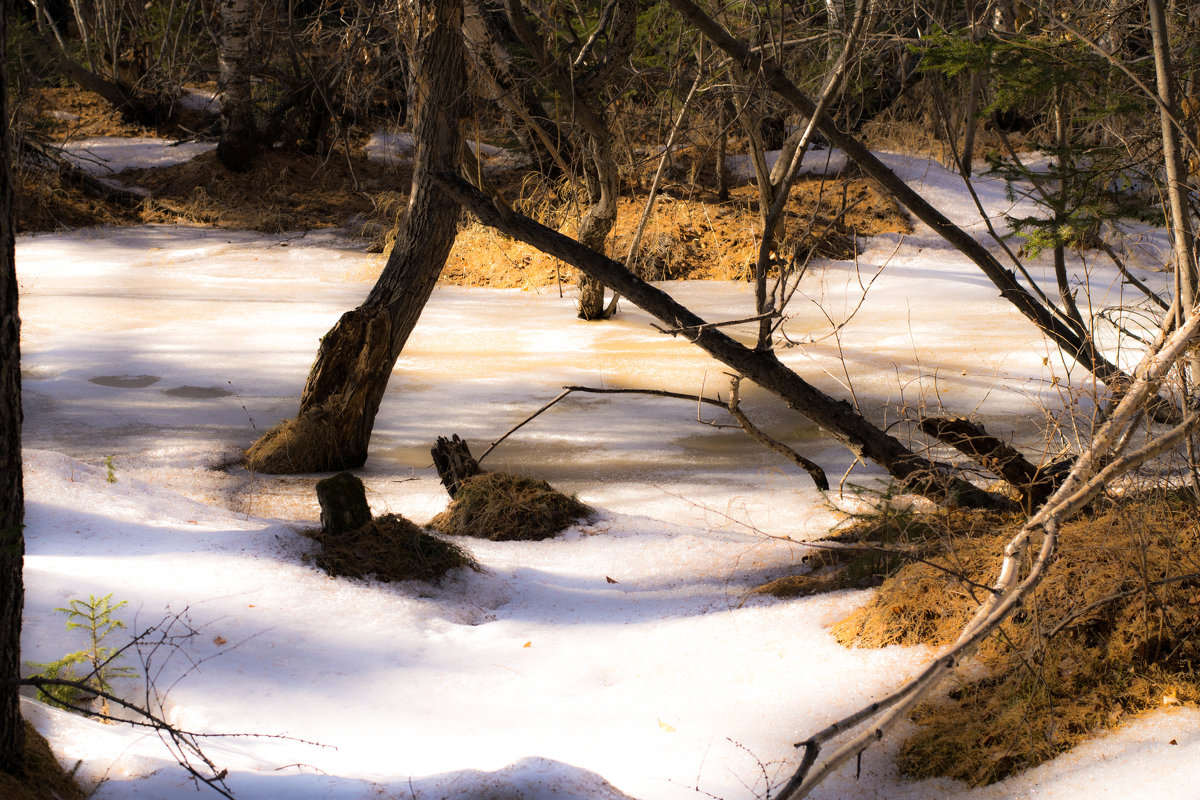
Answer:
[{"left": 430, "top": 471, "right": 593, "bottom": 541}]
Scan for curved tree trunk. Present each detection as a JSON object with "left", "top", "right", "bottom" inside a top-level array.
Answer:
[
  {"left": 245, "top": 0, "right": 466, "bottom": 474},
  {"left": 0, "top": 0, "right": 25, "bottom": 772}
]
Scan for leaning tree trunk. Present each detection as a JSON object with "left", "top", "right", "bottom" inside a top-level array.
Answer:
[
  {"left": 435, "top": 172, "right": 1012, "bottom": 510},
  {"left": 216, "top": 0, "right": 259, "bottom": 172},
  {"left": 244, "top": 0, "right": 466, "bottom": 474},
  {"left": 0, "top": 0, "right": 25, "bottom": 772}
]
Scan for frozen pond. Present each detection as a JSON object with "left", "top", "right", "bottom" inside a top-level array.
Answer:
[
  {"left": 14, "top": 153, "right": 1193, "bottom": 799},
  {"left": 17, "top": 220, "right": 1071, "bottom": 534}
]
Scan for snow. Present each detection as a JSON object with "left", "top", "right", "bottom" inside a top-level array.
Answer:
[
  {"left": 14, "top": 140, "right": 1197, "bottom": 799},
  {"left": 366, "top": 129, "right": 529, "bottom": 171},
  {"left": 60, "top": 137, "right": 216, "bottom": 176}
]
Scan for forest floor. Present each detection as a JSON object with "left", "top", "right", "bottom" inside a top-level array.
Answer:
[{"left": 16, "top": 86, "right": 911, "bottom": 288}]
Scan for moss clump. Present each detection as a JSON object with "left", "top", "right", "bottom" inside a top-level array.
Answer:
[
  {"left": 307, "top": 513, "right": 479, "bottom": 583},
  {"left": 820, "top": 492, "right": 1200, "bottom": 786},
  {"left": 429, "top": 472, "right": 593, "bottom": 541},
  {"left": 0, "top": 721, "right": 86, "bottom": 800}
]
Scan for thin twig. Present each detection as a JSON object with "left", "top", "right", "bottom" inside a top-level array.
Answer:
[
  {"left": 726, "top": 375, "right": 828, "bottom": 490},
  {"left": 476, "top": 388, "right": 573, "bottom": 463}
]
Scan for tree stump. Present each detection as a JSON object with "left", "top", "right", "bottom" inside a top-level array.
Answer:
[
  {"left": 431, "top": 435, "right": 484, "bottom": 498},
  {"left": 316, "top": 472, "right": 372, "bottom": 534}
]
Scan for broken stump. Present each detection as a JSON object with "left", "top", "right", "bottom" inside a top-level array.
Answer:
[
  {"left": 431, "top": 434, "right": 484, "bottom": 498},
  {"left": 316, "top": 471, "right": 372, "bottom": 534}
]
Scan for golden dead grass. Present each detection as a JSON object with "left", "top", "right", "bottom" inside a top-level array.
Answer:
[
  {"left": 442, "top": 176, "right": 911, "bottom": 288},
  {"left": 774, "top": 493, "right": 1200, "bottom": 786}
]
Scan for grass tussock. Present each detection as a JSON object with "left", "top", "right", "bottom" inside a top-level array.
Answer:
[
  {"left": 306, "top": 513, "right": 479, "bottom": 584},
  {"left": 429, "top": 472, "right": 593, "bottom": 541},
  {"left": 244, "top": 412, "right": 346, "bottom": 475},
  {"left": 0, "top": 721, "right": 86, "bottom": 800},
  {"left": 814, "top": 492, "right": 1200, "bottom": 787}
]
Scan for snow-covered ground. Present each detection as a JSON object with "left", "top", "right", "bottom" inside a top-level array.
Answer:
[{"left": 14, "top": 139, "right": 1197, "bottom": 799}]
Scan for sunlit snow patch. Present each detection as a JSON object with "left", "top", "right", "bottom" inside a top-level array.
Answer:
[{"left": 60, "top": 136, "right": 216, "bottom": 176}]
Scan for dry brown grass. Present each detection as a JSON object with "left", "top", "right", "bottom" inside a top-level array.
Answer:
[
  {"left": 430, "top": 472, "right": 593, "bottom": 541},
  {"left": 127, "top": 147, "right": 405, "bottom": 233},
  {"left": 442, "top": 176, "right": 910, "bottom": 288},
  {"left": 243, "top": 412, "right": 348, "bottom": 475},
  {"left": 792, "top": 492, "right": 1200, "bottom": 786},
  {"left": 304, "top": 513, "right": 480, "bottom": 584}
]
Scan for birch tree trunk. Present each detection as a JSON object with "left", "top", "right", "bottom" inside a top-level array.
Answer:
[
  {"left": 216, "top": 0, "right": 259, "bottom": 172},
  {"left": 0, "top": 0, "right": 25, "bottom": 771},
  {"left": 1149, "top": 0, "right": 1198, "bottom": 326},
  {"left": 244, "top": 0, "right": 466, "bottom": 473}
]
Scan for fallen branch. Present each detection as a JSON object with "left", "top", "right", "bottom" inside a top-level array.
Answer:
[
  {"left": 21, "top": 676, "right": 236, "bottom": 798},
  {"left": 477, "top": 382, "right": 829, "bottom": 489},
  {"left": 433, "top": 169, "right": 1012, "bottom": 510},
  {"left": 727, "top": 376, "right": 828, "bottom": 490}
]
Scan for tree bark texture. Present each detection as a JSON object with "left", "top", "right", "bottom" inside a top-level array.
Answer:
[
  {"left": 245, "top": 0, "right": 466, "bottom": 474},
  {"left": 434, "top": 171, "right": 1013, "bottom": 510},
  {"left": 1149, "top": 0, "right": 1199, "bottom": 323},
  {"left": 431, "top": 434, "right": 484, "bottom": 498},
  {"left": 216, "top": 0, "right": 259, "bottom": 172},
  {"left": 0, "top": 0, "right": 25, "bottom": 772},
  {"left": 576, "top": 130, "right": 621, "bottom": 319}
]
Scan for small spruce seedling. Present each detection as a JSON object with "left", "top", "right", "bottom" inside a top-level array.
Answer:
[
  {"left": 29, "top": 593, "right": 138, "bottom": 717},
  {"left": 103, "top": 455, "right": 117, "bottom": 484}
]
